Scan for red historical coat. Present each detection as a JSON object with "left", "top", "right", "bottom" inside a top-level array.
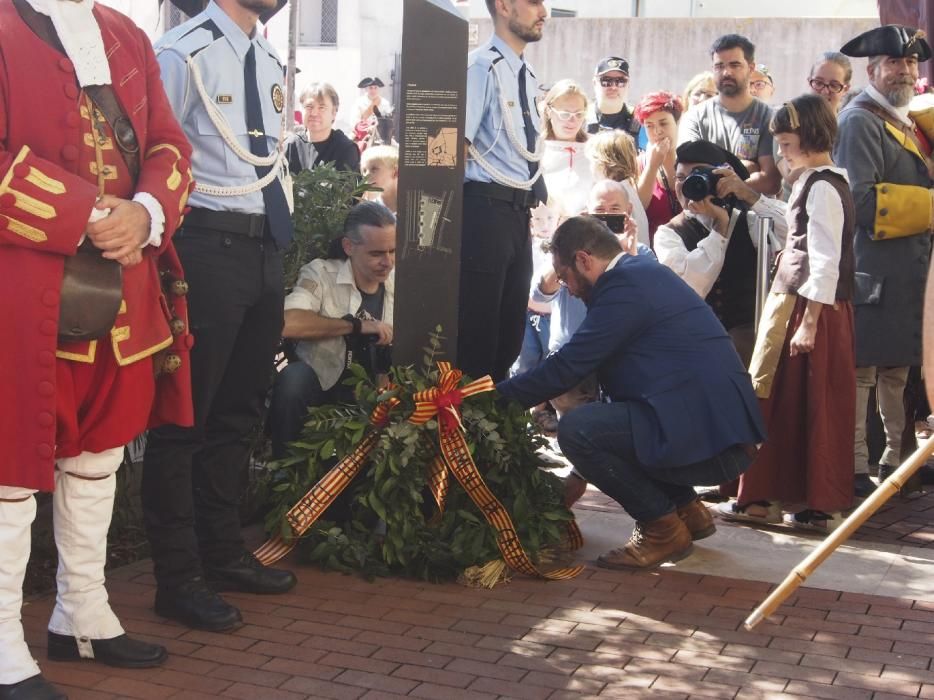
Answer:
[{"left": 0, "top": 1, "right": 195, "bottom": 491}]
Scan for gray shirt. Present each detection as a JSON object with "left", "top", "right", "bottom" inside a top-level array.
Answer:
[{"left": 678, "top": 97, "right": 773, "bottom": 164}]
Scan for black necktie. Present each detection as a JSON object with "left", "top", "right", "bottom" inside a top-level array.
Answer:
[
  {"left": 244, "top": 44, "right": 293, "bottom": 248},
  {"left": 518, "top": 62, "right": 547, "bottom": 205}
]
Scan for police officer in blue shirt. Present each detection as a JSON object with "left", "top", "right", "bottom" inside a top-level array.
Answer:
[
  {"left": 460, "top": 0, "right": 548, "bottom": 382},
  {"left": 142, "top": 0, "right": 297, "bottom": 633}
]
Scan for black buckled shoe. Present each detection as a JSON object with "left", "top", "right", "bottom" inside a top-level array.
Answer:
[
  {"left": 0, "top": 675, "right": 67, "bottom": 700},
  {"left": 154, "top": 577, "right": 243, "bottom": 632},
  {"left": 205, "top": 552, "right": 297, "bottom": 595},
  {"left": 854, "top": 473, "right": 877, "bottom": 499},
  {"left": 47, "top": 632, "right": 167, "bottom": 669}
]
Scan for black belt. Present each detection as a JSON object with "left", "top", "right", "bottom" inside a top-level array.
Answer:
[
  {"left": 184, "top": 207, "right": 267, "bottom": 239},
  {"left": 464, "top": 181, "right": 539, "bottom": 209}
]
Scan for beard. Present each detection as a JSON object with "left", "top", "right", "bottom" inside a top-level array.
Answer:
[
  {"left": 238, "top": 0, "right": 278, "bottom": 12},
  {"left": 597, "top": 94, "right": 626, "bottom": 115},
  {"left": 508, "top": 15, "right": 543, "bottom": 43},
  {"left": 717, "top": 77, "right": 743, "bottom": 97},
  {"left": 884, "top": 83, "right": 915, "bottom": 107},
  {"left": 569, "top": 269, "right": 593, "bottom": 303}
]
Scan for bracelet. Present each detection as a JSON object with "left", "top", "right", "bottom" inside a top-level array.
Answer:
[{"left": 342, "top": 314, "right": 362, "bottom": 335}]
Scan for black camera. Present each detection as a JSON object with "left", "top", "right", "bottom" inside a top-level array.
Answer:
[
  {"left": 594, "top": 213, "right": 627, "bottom": 233},
  {"left": 681, "top": 166, "right": 722, "bottom": 203}
]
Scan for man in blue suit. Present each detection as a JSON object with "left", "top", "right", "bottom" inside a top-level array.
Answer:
[{"left": 497, "top": 216, "right": 766, "bottom": 569}]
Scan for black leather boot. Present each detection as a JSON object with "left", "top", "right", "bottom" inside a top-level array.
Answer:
[
  {"left": 47, "top": 632, "right": 167, "bottom": 669},
  {"left": 0, "top": 674, "right": 67, "bottom": 700},
  {"left": 154, "top": 577, "right": 242, "bottom": 632},
  {"left": 205, "top": 552, "right": 297, "bottom": 595}
]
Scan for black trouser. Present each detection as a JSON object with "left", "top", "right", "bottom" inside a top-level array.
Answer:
[
  {"left": 457, "top": 192, "right": 532, "bottom": 382},
  {"left": 142, "top": 226, "right": 284, "bottom": 589}
]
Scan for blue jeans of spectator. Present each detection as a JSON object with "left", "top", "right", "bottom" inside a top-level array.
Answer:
[
  {"left": 510, "top": 311, "right": 551, "bottom": 377},
  {"left": 269, "top": 362, "right": 350, "bottom": 458},
  {"left": 558, "top": 402, "right": 752, "bottom": 522}
]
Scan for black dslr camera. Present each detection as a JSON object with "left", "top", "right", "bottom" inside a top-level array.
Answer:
[{"left": 681, "top": 166, "right": 727, "bottom": 206}]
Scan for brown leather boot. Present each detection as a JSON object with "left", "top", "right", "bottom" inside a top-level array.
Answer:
[
  {"left": 677, "top": 498, "right": 716, "bottom": 540},
  {"left": 597, "top": 511, "right": 693, "bottom": 570}
]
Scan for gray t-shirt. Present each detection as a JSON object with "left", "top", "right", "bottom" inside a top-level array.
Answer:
[{"left": 678, "top": 97, "right": 774, "bottom": 164}]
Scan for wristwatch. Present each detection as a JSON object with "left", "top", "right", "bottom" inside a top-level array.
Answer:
[{"left": 342, "top": 314, "right": 362, "bottom": 335}]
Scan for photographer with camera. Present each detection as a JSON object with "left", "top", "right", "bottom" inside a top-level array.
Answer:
[
  {"left": 654, "top": 140, "right": 769, "bottom": 366},
  {"left": 268, "top": 201, "right": 396, "bottom": 459}
]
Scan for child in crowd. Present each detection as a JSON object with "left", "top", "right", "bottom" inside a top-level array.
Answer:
[
  {"left": 512, "top": 205, "right": 559, "bottom": 433},
  {"left": 715, "top": 94, "right": 856, "bottom": 532},
  {"left": 361, "top": 145, "right": 399, "bottom": 214}
]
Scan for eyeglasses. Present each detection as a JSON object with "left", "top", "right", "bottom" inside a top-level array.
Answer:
[
  {"left": 599, "top": 77, "right": 628, "bottom": 88},
  {"left": 750, "top": 80, "right": 771, "bottom": 90},
  {"left": 808, "top": 78, "right": 847, "bottom": 94},
  {"left": 549, "top": 108, "right": 586, "bottom": 121}
]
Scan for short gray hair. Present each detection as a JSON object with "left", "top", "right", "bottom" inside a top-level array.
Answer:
[
  {"left": 343, "top": 201, "right": 396, "bottom": 244},
  {"left": 300, "top": 82, "right": 340, "bottom": 111}
]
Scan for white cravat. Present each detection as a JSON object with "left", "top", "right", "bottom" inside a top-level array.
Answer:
[{"left": 24, "top": 0, "right": 111, "bottom": 87}]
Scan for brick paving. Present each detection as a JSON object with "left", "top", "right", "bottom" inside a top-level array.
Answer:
[{"left": 18, "top": 478, "right": 934, "bottom": 698}]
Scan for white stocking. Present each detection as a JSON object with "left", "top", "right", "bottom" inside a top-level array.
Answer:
[
  {"left": 0, "top": 487, "right": 40, "bottom": 685},
  {"left": 48, "top": 448, "right": 124, "bottom": 654}
]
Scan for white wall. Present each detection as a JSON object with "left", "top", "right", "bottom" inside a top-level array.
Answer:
[{"left": 461, "top": 0, "right": 875, "bottom": 18}]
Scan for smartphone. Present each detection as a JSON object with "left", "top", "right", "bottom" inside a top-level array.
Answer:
[{"left": 594, "top": 213, "right": 627, "bottom": 233}]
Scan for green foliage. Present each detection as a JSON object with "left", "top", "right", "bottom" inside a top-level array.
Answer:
[
  {"left": 285, "top": 163, "right": 377, "bottom": 288},
  {"left": 262, "top": 329, "right": 574, "bottom": 582}
]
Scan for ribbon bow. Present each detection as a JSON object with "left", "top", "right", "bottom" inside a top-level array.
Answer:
[{"left": 409, "top": 362, "right": 495, "bottom": 433}]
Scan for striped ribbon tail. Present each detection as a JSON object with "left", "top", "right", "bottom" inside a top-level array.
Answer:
[
  {"left": 439, "top": 428, "right": 584, "bottom": 581},
  {"left": 426, "top": 454, "right": 450, "bottom": 519},
  {"left": 253, "top": 395, "right": 400, "bottom": 567}
]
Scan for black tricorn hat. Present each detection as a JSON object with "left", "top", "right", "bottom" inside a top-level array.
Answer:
[
  {"left": 841, "top": 25, "right": 932, "bottom": 61},
  {"left": 357, "top": 77, "right": 385, "bottom": 89},
  {"left": 676, "top": 140, "right": 750, "bottom": 180}
]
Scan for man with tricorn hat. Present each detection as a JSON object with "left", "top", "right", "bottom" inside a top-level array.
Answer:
[
  {"left": 355, "top": 76, "right": 393, "bottom": 123},
  {"left": 834, "top": 25, "right": 934, "bottom": 497},
  {"left": 0, "top": 0, "right": 195, "bottom": 697}
]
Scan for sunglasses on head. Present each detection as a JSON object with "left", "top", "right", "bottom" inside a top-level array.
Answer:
[{"left": 599, "top": 77, "right": 628, "bottom": 88}]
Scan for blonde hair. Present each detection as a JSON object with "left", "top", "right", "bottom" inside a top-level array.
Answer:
[
  {"left": 587, "top": 130, "right": 638, "bottom": 184},
  {"left": 361, "top": 145, "right": 399, "bottom": 171},
  {"left": 542, "top": 79, "right": 589, "bottom": 142},
  {"left": 682, "top": 71, "right": 716, "bottom": 108}
]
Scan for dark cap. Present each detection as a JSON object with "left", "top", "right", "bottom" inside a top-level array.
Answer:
[
  {"left": 595, "top": 56, "right": 629, "bottom": 76},
  {"left": 840, "top": 25, "right": 932, "bottom": 62},
  {"left": 676, "top": 140, "right": 750, "bottom": 180},
  {"left": 357, "top": 77, "right": 385, "bottom": 88}
]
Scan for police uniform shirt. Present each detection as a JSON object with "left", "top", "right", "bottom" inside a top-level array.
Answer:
[
  {"left": 464, "top": 33, "right": 541, "bottom": 185},
  {"left": 155, "top": 0, "right": 286, "bottom": 214}
]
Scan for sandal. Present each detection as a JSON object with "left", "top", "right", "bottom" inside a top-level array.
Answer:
[
  {"left": 784, "top": 509, "right": 844, "bottom": 533},
  {"left": 715, "top": 500, "right": 782, "bottom": 525}
]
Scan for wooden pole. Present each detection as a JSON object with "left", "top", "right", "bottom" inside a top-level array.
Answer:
[{"left": 744, "top": 435, "right": 934, "bottom": 630}]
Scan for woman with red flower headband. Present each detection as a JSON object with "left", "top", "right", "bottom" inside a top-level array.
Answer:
[{"left": 635, "top": 91, "right": 684, "bottom": 243}]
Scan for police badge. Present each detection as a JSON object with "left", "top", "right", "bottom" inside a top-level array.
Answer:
[{"left": 271, "top": 84, "right": 285, "bottom": 113}]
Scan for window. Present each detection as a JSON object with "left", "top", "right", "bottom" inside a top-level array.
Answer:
[{"left": 299, "top": 0, "right": 339, "bottom": 47}]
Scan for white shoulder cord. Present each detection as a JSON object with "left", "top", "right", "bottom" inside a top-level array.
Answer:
[
  {"left": 187, "top": 55, "right": 287, "bottom": 197},
  {"left": 467, "top": 60, "right": 545, "bottom": 190}
]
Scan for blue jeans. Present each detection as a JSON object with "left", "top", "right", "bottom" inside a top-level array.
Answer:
[
  {"left": 510, "top": 311, "right": 551, "bottom": 377},
  {"left": 558, "top": 402, "right": 752, "bottom": 522},
  {"left": 268, "top": 362, "right": 350, "bottom": 458}
]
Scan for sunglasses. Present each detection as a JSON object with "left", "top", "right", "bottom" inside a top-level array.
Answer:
[
  {"left": 808, "top": 77, "right": 847, "bottom": 94},
  {"left": 599, "top": 77, "right": 629, "bottom": 88},
  {"left": 549, "top": 108, "right": 586, "bottom": 121}
]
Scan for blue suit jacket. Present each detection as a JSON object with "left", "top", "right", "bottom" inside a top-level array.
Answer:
[{"left": 497, "top": 255, "right": 766, "bottom": 469}]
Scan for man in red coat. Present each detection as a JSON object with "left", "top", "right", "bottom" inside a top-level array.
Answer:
[{"left": 0, "top": 1, "right": 194, "bottom": 697}]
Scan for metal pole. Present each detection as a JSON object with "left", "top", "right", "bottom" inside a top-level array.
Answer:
[
  {"left": 285, "top": 0, "right": 299, "bottom": 127},
  {"left": 754, "top": 216, "right": 773, "bottom": 334}
]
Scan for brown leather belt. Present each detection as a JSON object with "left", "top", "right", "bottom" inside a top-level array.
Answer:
[{"left": 184, "top": 207, "right": 267, "bottom": 239}]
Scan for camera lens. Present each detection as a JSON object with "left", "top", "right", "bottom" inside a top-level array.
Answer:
[{"left": 681, "top": 173, "right": 711, "bottom": 202}]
